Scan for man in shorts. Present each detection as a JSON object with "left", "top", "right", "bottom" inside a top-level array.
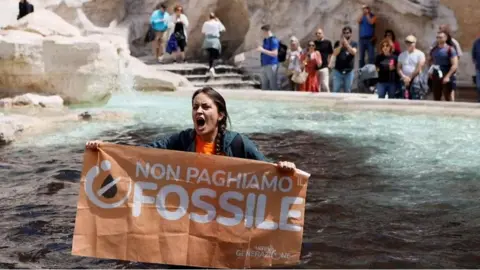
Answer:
[
  {"left": 397, "top": 35, "right": 426, "bottom": 99},
  {"left": 150, "top": 3, "right": 170, "bottom": 62},
  {"left": 429, "top": 31, "right": 459, "bottom": 101}
]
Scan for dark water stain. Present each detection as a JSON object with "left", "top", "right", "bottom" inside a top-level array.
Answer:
[
  {"left": 0, "top": 126, "right": 479, "bottom": 269},
  {"left": 38, "top": 182, "right": 65, "bottom": 196}
]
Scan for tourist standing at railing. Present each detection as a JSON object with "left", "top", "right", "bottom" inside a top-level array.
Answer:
[
  {"left": 299, "top": 41, "right": 322, "bottom": 92},
  {"left": 257, "top": 24, "right": 280, "bottom": 90},
  {"left": 357, "top": 4, "right": 377, "bottom": 68},
  {"left": 383, "top": 29, "right": 402, "bottom": 98},
  {"left": 166, "top": 5, "right": 189, "bottom": 63},
  {"left": 428, "top": 30, "right": 459, "bottom": 101},
  {"left": 201, "top": 13, "right": 226, "bottom": 77},
  {"left": 150, "top": 3, "right": 170, "bottom": 63},
  {"left": 329, "top": 26, "right": 358, "bottom": 93},
  {"left": 430, "top": 24, "right": 462, "bottom": 101},
  {"left": 471, "top": 36, "right": 480, "bottom": 102},
  {"left": 397, "top": 35, "right": 426, "bottom": 100},
  {"left": 375, "top": 39, "right": 398, "bottom": 99},
  {"left": 314, "top": 28, "right": 333, "bottom": 92},
  {"left": 283, "top": 36, "right": 303, "bottom": 91}
]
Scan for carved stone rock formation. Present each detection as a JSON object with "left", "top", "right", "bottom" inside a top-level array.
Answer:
[{"left": 1, "top": 0, "right": 477, "bottom": 84}]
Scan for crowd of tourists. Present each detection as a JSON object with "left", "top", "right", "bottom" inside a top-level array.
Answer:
[
  {"left": 148, "top": 3, "right": 225, "bottom": 77},
  {"left": 258, "top": 4, "right": 476, "bottom": 102},
  {"left": 148, "top": 3, "right": 480, "bottom": 102}
]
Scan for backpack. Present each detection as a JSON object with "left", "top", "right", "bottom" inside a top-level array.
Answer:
[
  {"left": 277, "top": 41, "right": 288, "bottom": 63},
  {"left": 267, "top": 36, "right": 287, "bottom": 63}
]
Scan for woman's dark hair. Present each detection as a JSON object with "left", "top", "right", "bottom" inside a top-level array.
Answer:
[
  {"left": 156, "top": 3, "right": 166, "bottom": 10},
  {"left": 342, "top": 26, "right": 352, "bottom": 33},
  {"left": 384, "top": 29, "right": 396, "bottom": 42},
  {"left": 438, "top": 30, "right": 454, "bottom": 47},
  {"left": 192, "top": 87, "right": 231, "bottom": 155}
]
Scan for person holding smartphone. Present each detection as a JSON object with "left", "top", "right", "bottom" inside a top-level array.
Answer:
[{"left": 329, "top": 26, "right": 358, "bottom": 93}]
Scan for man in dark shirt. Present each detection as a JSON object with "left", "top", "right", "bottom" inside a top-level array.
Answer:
[
  {"left": 18, "top": 0, "right": 34, "bottom": 20},
  {"left": 329, "top": 26, "right": 358, "bottom": 93},
  {"left": 314, "top": 28, "right": 333, "bottom": 92}
]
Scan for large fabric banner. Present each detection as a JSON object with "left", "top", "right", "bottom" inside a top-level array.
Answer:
[{"left": 71, "top": 143, "right": 310, "bottom": 269}]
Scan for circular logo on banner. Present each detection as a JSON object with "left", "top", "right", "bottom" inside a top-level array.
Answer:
[{"left": 84, "top": 160, "right": 132, "bottom": 209}]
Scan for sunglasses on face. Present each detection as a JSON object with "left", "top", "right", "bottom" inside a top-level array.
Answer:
[
  {"left": 309, "top": 44, "right": 315, "bottom": 47},
  {"left": 343, "top": 32, "right": 351, "bottom": 35}
]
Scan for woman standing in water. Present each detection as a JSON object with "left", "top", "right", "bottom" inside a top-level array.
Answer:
[
  {"left": 201, "top": 12, "right": 226, "bottom": 77},
  {"left": 85, "top": 87, "right": 296, "bottom": 171}
]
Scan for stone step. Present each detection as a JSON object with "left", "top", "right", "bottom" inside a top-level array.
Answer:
[
  {"left": 192, "top": 79, "right": 260, "bottom": 89},
  {"left": 185, "top": 73, "right": 249, "bottom": 82},
  {"left": 153, "top": 63, "right": 242, "bottom": 76}
]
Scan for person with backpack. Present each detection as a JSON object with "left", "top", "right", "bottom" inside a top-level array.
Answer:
[
  {"left": 85, "top": 87, "right": 297, "bottom": 172},
  {"left": 430, "top": 24, "right": 462, "bottom": 101},
  {"left": 167, "top": 5, "right": 189, "bottom": 63},
  {"left": 429, "top": 30, "right": 459, "bottom": 101},
  {"left": 256, "top": 25, "right": 287, "bottom": 90},
  {"left": 397, "top": 35, "right": 426, "bottom": 100}
]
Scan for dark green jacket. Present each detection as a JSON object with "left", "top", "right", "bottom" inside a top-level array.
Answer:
[{"left": 143, "top": 128, "right": 269, "bottom": 162}]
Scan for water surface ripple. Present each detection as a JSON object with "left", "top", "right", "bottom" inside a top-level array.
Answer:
[{"left": 1, "top": 126, "right": 479, "bottom": 268}]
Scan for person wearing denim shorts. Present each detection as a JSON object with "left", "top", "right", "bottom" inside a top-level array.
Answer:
[{"left": 330, "top": 26, "right": 358, "bottom": 93}]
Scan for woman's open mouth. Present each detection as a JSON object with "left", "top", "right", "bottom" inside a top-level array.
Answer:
[{"left": 196, "top": 118, "right": 206, "bottom": 127}]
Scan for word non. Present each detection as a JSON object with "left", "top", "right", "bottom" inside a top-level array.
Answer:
[{"left": 136, "top": 162, "right": 294, "bottom": 193}]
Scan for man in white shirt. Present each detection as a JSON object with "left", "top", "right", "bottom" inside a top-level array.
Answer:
[{"left": 397, "top": 35, "right": 426, "bottom": 100}]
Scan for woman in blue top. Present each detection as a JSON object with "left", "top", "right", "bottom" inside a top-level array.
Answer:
[
  {"left": 150, "top": 3, "right": 169, "bottom": 62},
  {"left": 86, "top": 87, "right": 297, "bottom": 172}
]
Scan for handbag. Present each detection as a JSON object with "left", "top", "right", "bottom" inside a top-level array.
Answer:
[
  {"left": 144, "top": 25, "right": 155, "bottom": 43},
  {"left": 291, "top": 69, "right": 308, "bottom": 84}
]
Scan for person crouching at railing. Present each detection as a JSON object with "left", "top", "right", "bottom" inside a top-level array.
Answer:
[{"left": 85, "top": 87, "right": 296, "bottom": 172}]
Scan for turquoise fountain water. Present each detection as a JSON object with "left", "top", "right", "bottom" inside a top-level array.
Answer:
[{"left": 2, "top": 91, "right": 480, "bottom": 268}]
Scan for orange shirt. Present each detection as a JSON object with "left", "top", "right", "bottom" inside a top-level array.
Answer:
[{"left": 195, "top": 135, "right": 216, "bottom": 155}]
